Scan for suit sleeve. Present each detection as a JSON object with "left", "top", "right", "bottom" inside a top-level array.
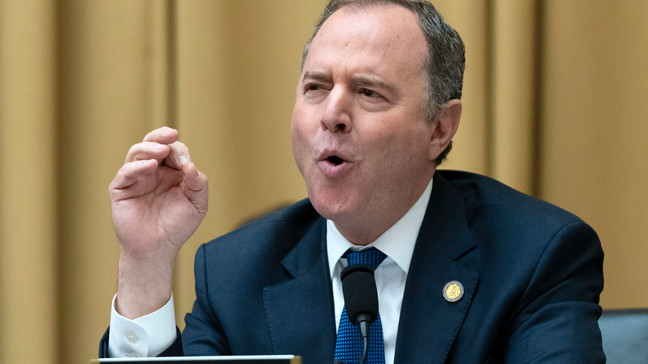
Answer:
[
  {"left": 99, "top": 327, "right": 183, "bottom": 358},
  {"left": 502, "top": 221, "right": 605, "bottom": 363},
  {"left": 179, "top": 243, "right": 232, "bottom": 355},
  {"left": 99, "top": 244, "right": 236, "bottom": 357}
]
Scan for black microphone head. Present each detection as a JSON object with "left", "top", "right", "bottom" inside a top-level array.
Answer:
[{"left": 340, "top": 264, "right": 379, "bottom": 325}]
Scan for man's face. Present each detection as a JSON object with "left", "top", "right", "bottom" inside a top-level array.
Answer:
[{"left": 291, "top": 5, "right": 438, "bottom": 243}]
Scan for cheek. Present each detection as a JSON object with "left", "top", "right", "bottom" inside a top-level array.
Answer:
[
  {"left": 291, "top": 101, "right": 324, "bottom": 142},
  {"left": 290, "top": 106, "right": 305, "bottom": 141},
  {"left": 376, "top": 125, "right": 431, "bottom": 163},
  {"left": 291, "top": 118, "right": 307, "bottom": 152},
  {"left": 290, "top": 101, "right": 313, "bottom": 133},
  {"left": 290, "top": 108, "right": 314, "bottom": 166}
]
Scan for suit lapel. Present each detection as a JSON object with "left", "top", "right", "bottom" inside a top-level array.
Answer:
[
  {"left": 395, "top": 173, "right": 480, "bottom": 363},
  {"left": 263, "top": 217, "right": 336, "bottom": 360},
  {"left": 262, "top": 173, "right": 479, "bottom": 362}
]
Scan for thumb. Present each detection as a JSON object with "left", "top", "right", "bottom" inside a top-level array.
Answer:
[{"left": 182, "top": 162, "right": 209, "bottom": 215}]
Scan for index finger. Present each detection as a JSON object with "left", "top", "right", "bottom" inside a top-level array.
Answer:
[
  {"left": 142, "top": 126, "right": 179, "bottom": 145},
  {"left": 163, "top": 141, "right": 190, "bottom": 170}
]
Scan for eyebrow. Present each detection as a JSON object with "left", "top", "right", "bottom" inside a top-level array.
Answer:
[
  {"left": 352, "top": 75, "right": 395, "bottom": 93},
  {"left": 302, "top": 71, "right": 396, "bottom": 93},
  {"left": 302, "top": 71, "right": 332, "bottom": 83}
]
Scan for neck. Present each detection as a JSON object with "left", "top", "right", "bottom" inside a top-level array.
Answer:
[{"left": 334, "top": 177, "right": 433, "bottom": 245}]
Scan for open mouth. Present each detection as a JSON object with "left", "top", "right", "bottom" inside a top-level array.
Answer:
[
  {"left": 327, "top": 155, "right": 344, "bottom": 166},
  {"left": 317, "top": 150, "right": 351, "bottom": 175}
]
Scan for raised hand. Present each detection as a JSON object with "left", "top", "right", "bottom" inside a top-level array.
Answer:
[{"left": 109, "top": 127, "right": 208, "bottom": 318}]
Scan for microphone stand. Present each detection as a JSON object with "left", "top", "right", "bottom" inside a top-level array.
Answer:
[{"left": 358, "top": 316, "right": 371, "bottom": 364}]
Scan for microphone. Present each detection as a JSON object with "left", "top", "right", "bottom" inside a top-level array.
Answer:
[{"left": 340, "top": 264, "right": 379, "bottom": 364}]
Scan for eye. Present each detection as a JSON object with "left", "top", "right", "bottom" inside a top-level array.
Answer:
[
  {"left": 303, "top": 82, "right": 329, "bottom": 96},
  {"left": 356, "top": 85, "right": 392, "bottom": 111},
  {"left": 306, "top": 84, "right": 321, "bottom": 91},
  {"left": 359, "top": 88, "right": 381, "bottom": 98}
]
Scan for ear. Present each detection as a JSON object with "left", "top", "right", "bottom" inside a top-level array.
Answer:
[{"left": 428, "top": 99, "right": 462, "bottom": 161}]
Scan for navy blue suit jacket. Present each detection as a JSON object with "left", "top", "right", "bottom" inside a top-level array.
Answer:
[{"left": 101, "top": 170, "right": 605, "bottom": 363}]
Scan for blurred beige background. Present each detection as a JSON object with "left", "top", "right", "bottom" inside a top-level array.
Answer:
[{"left": 1, "top": 0, "right": 646, "bottom": 362}]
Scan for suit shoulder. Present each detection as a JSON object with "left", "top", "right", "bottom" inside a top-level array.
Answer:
[
  {"left": 437, "top": 169, "right": 585, "bottom": 228},
  {"left": 239, "top": 198, "right": 321, "bottom": 228},
  {"left": 193, "top": 198, "right": 324, "bottom": 298},
  {"left": 201, "top": 198, "right": 322, "bottom": 253}
]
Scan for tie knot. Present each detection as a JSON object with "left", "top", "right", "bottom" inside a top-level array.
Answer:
[{"left": 345, "top": 247, "right": 387, "bottom": 271}]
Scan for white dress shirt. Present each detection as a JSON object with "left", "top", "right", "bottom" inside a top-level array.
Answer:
[
  {"left": 327, "top": 179, "right": 432, "bottom": 364},
  {"left": 109, "top": 179, "right": 433, "bottom": 360},
  {"left": 109, "top": 293, "right": 177, "bottom": 357}
]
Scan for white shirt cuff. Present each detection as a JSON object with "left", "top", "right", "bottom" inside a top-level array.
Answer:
[{"left": 108, "top": 294, "right": 177, "bottom": 357}]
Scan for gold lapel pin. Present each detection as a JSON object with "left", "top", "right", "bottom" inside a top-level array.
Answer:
[{"left": 443, "top": 280, "right": 464, "bottom": 302}]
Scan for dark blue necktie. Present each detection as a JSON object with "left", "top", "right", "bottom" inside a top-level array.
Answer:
[{"left": 334, "top": 247, "right": 387, "bottom": 364}]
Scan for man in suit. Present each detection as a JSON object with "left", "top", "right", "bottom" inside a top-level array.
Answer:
[{"left": 101, "top": 0, "right": 605, "bottom": 362}]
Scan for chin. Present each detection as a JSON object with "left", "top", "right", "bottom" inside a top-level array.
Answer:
[{"left": 308, "top": 189, "right": 355, "bottom": 221}]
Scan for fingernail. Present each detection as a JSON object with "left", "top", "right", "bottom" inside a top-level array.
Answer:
[{"left": 179, "top": 155, "right": 189, "bottom": 166}]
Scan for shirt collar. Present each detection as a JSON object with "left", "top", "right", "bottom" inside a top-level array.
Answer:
[{"left": 326, "top": 178, "right": 433, "bottom": 277}]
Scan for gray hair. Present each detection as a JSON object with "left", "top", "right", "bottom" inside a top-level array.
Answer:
[{"left": 301, "top": 0, "right": 465, "bottom": 164}]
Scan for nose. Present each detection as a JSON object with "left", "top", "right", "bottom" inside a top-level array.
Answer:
[{"left": 321, "top": 87, "right": 352, "bottom": 133}]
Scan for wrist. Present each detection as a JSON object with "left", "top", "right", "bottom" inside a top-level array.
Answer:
[{"left": 116, "top": 252, "right": 176, "bottom": 319}]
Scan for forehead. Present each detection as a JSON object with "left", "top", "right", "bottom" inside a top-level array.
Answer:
[{"left": 304, "top": 4, "right": 428, "bottom": 77}]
